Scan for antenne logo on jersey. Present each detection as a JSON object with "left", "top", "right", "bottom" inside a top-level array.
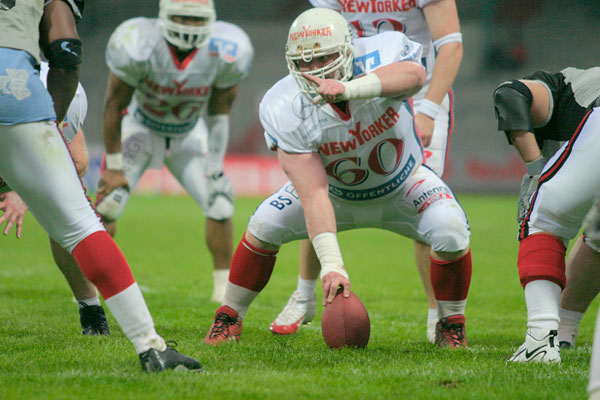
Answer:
[
  {"left": 0, "top": 68, "right": 31, "bottom": 101},
  {"left": 289, "top": 25, "right": 333, "bottom": 41},
  {"left": 209, "top": 38, "right": 238, "bottom": 62},
  {"left": 353, "top": 50, "right": 381, "bottom": 76},
  {"left": 142, "top": 77, "right": 210, "bottom": 97},
  {"left": 339, "top": 0, "right": 416, "bottom": 13},
  {"left": 319, "top": 106, "right": 400, "bottom": 155}
]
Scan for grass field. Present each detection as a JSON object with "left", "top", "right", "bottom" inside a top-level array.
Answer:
[{"left": 0, "top": 193, "right": 597, "bottom": 399}]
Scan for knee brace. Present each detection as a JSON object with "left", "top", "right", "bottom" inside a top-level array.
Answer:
[
  {"left": 493, "top": 80, "right": 534, "bottom": 135},
  {"left": 518, "top": 234, "right": 566, "bottom": 289},
  {"left": 94, "top": 187, "right": 129, "bottom": 222}
]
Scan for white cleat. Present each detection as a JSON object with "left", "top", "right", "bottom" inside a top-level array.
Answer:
[
  {"left": 508, "top": 329, "right": 560, "bottom": 363},
  {"left": 270, "top": 291, "right": 317, "bottom": 335}
]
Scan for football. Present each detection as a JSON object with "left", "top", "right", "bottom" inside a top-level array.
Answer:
[{"left": 321, "top": 289, "right": 370, "bottom": 349}]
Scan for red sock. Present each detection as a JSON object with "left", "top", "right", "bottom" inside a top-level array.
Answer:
[
  {"left": 518, "top": 233, "right": 566, "bottom": 289},
  {"left": 430, "top": 250, "right": 472, "bottom": 301},
  {"left": 228, "top": 234, "right": 278, "bottom": 292},
  {"left": 72, "top": 231, "right": 135, "bottom": 299}
]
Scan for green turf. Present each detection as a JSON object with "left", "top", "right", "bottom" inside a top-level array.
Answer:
[{"left": 0, "top": 194, "right": 596, "bottom": 399}]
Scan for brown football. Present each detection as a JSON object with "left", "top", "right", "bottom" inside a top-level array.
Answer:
[{"left": 321, "top": 289, "right": 370, "bottom": 349}]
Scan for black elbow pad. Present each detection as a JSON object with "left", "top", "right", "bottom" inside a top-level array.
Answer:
[
  {"left": 493, "top": 80, "right": 534, "bottom": 133},
  {"left": 44, "top": 38, "right": 82, "bottom": 68}
]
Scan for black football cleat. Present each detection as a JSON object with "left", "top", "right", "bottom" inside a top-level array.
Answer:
[
  {"left": 139, "top": 342, "right": 202, "bottom": 373},
  {"left": 79, "top": 302, "right": 111, "bottom": 336}
]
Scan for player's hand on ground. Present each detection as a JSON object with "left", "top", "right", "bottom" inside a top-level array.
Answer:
[
  {"left": 517, "top": 173, "right": 539, "bottom": 223},
  {"left": 0, "top": 191, "right": 28, "bottom": 238},
  {"left": 97, "top": 170, "right": 129, "bottom": 200},
  {"left": 302, "top": 73, "right": 345, "bottom": 104},
  {"left": 415, "top": 112, "right": 435, "bottom": 147},
  {"left": 321, "top": 271, "right": 351, "bottom": 306}
]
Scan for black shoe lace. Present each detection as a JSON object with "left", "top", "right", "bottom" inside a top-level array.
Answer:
[
  {"left": 210, "top": 313, "right": 236, "bottom": 337},
  {"left": 165, "top": 340, "right": 178, "bottom": 350},
  {"left": 444, "top": 322, "right": 465, "bottom": 344}
]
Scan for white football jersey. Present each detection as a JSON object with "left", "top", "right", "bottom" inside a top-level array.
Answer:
[
  {"left": 260, "top": 32, "right": 423, "bottom": 202},
  {"left": 39, "top": 62, "right": 87, "bottom": 143},
  {"left": 310, "top": 0, "right": 437, "bottom": 99},
  {"left": 106, "top": 18, "right": 253, "bottom": 137}
]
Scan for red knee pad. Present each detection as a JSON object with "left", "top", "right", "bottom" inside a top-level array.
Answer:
[
  {"left": 228, "top": 234, "right": 278, "bottom": 292},
  {"left": 72, "top": 231, "right": 135, "bottom": 299},
  {"left": 518, "top": 234, "right": 566, "bottom": 289},
  {"left": 430, "top": 250, "right": 472, "bottom": 301}
]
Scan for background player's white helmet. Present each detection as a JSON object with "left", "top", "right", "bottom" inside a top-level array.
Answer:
[
  {"left": 158, "top": 0, "right": 216, "bottom": 49},
  {"left": 285, "top": 8, "right": 354, "bottom": 100}
]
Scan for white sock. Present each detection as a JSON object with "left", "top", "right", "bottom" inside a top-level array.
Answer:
[
  {"left": 436, "top": 300, "right": 466, "bottom": 319},
  {"left": 427, "top": 307, "right": 438, "bottom": 325},
  {"left": 104, "top": 282, "right": 166, "bottom": 354},
  {"left": 223, "top": 282, "right": 259, "bottom": 319},
  {"left": 524, "top": 280, "right": 561, "bottom": 339},
  {"left": 77, "top": 296, "right": 101, "bottom": 308},
  {"left": 558, "top": 307, "right": 583, "bottom": 345},
  {"left": 211, "top": 269, "right": 229, "bottom": 303},
  {"left": 297, "top": 276, "right": 317, "bottom": 300}
]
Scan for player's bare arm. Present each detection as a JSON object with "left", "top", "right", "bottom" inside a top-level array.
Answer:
[
  {"left": 97, "top": 73, "right": 135, "bottom": 199},
  {"left": 303, "top": 60, "right": 425, "bottom": 105},
  {"left": 277, "top": 149, "right": 351, "bottom": 305},
  {"left": 419, "top": 0, "right": 462, "bottom": 147},
  {"left": 39, "top": 0, "right": 81, "bottom": 122}
]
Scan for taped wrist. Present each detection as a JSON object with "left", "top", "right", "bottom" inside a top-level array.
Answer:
[
  {"left": 105, "top": 153, "right": 123, "bottom": 170},
  {"left": 526, "top": 156, "right": 546, "bottom": 175},
  {"left": 493, "top": 80, "right": 533, "bottom": 135},
  {"left": 418, "top": 99, "right": 440, "bottom": 120},
  {"left": 312, "top": 232, "right": 348, "bottom": 280},
  {"left": 45, "top": 38, "right": 82, "bottom": 68},
  {"left": 207, "top": 114, "right": 229, "bottom": 174},
  {"left": 340, "top": 73, "right": 382, "bottom": 100}
]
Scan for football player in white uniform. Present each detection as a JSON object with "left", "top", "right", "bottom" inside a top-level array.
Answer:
[
  {"left": 0, "top": 0, "right": 200, "bottom": 372},
  {"left": 271, "top": 0, "right": 463, "bottom": 342},
  {"left": 0, "top": 61, "right": 111, "bottom": 336},
  {"left": 203, "top": 8, "right": 472, "bottom": 348},
  {"left": 95, "top": 0, "right": 253, "bottom": 304}
]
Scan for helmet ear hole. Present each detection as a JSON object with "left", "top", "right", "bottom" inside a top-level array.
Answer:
[
  {"left": 285, "top": 8, "right": 354, "bottom": 100},
  {"left": 158, "top": 0, "right": 216, "bottom": 49}
]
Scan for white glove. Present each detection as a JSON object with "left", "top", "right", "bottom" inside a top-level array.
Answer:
[{"left": 517, "top": 173, "right": 539, "bottom": 224}]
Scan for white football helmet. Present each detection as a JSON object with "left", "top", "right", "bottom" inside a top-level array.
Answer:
[
  {"left": 158, "top": 0, "right": 216, "bottom": 49},
  {"left": 285, "top": 8, "right": 354, "bottom": 100}
]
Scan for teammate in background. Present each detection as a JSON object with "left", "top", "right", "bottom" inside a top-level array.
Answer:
[
  {"left": 95, "top": 0, "right": 253, "bottom": 304},
  {"left": 0, "top": 0, "right": 200, "bottom": 372},
  {"left": 492, "top": 68, "right": 600, "bottom": 362},
  {"left": 204, "top": 8, "right": 473, "bottom": 349},
  {"left": 271, "top": 0, "right": 463, "bottom": 344},
  {"left": 0, "top": 61, "right": 111, "bottom": 336}
]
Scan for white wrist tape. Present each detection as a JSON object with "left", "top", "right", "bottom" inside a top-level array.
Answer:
[
  {"left": 312, "top": 232, "right": 348, "bottom": 280},
  {"left": 105, "top": 153, "right": 123, "bottom": 170},
  {"left": 340, "top": 73, "right": 382, "bottom": 100},
  {"left": 207, "top": 114, "right": 229, "bottom": 174},
  {"left": 433, "top": 32, "right": 463, "bottom": 51},
  {"left": 418, "top": 99, "right": 441, "bottom": 120}
]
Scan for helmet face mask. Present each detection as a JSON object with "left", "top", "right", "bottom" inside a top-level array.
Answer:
[
  {"left": 285, "top": 8, "right": 354, "bottom": 100},
  {"left": 159, "top": 0, "right": 216, "bottom": 50}
]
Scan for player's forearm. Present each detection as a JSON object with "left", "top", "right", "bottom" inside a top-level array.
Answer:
[
  {"left": 374, "top": 61, "right": 426, "bottom": 99},
  {"left": 46, "top": 66, "right": 80, "bottom": 122},
  {"left": 423, "top": 42, "right": 463, "bottom": 105},
  {"left": 102, "top": 104, "right": 123, "bottom": 154},
  {"left": 206, "top": 114, "right": 229, "bottom": 173},
  {"left": 510, "top": 131, "right": 543, "bottom": 164}
]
